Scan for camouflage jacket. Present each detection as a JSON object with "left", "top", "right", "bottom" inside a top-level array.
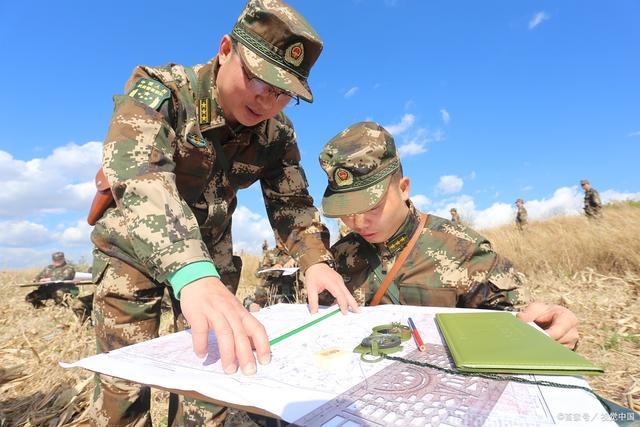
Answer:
[
  {"left": 34, "top": 263, "right": 75, "bottom": 282},
  {"left": 584, "top": 188, "right": 602, "bottom": 216},
  {"left": 91, "top": 57, "right": 331, "bottom": 283},
  {"left": 450, "top": 212, "right": 461, "bottom": 225},
  {"left": 516, "top": 207, "right": 528, "bottom": 224},
  {"left": 331, "top": 202, "right": 520, "bottom": 310}
]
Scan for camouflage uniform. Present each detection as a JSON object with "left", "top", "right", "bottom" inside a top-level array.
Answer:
[
  {"left": 515, "top": 198, "right": 528, "bottom": 231},
  {"left": 89, "top": 1, "right": 330, "bottom": 425},
  {"left": 319, "top": 122, "right": 520, "bottom": 310},
  {"left": 449, "top": 208, "right": 461, "bottom": 226},
  {"left": 582, "top": 180, "right": 603, "bottom": 219},
  {"left": 26, "top": 252, "right": 77, "bottom": 308}
]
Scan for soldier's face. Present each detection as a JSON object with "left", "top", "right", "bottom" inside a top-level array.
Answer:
[
  {"left": 217, "top": 36, "right": 291, "bottom": 127},
  {"left": 339, "top": 176, "right": 411, "bottom": 244}
]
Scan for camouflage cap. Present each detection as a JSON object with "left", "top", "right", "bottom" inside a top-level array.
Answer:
[
  {"left": 52, "top": 251, "right": 65, "bottom": 262},
  {"left": 515, "top": 198, "right": 524, "bottom": 204},
  {"left": 450, "top": 208, "right": 457, "bottom": 212},
  {"left": 319, "top": 122, "right": 400, "bottom": 218},
  {"left": 580, "top": 179, "right": 589, "bottom": 185},
  {"left": 231, "top": 0, "right": 323, "bottom": 103}
]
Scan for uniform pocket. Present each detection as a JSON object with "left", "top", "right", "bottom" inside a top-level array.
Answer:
[{"left": 398, "top": 284, "right": 458, "bottom": 307}]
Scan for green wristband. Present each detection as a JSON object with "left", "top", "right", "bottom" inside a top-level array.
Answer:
[{"left": 168, "top": 261, "right": 220, "bottom": 300}]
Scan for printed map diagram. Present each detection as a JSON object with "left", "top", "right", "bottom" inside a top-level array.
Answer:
[{"left": 62, "top": 304, "right": 612, "bottom": 425}]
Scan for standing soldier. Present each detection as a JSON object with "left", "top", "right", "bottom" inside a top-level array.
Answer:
[
  {"left": 87, "top": 0, "right": 357, "bottom": 424},
  {"left": 26, "top": 252, "right": 76, "bottom": 308},
  {"left": 515, "top": 198, "right": 528, "bottom": 231},
  {"left": 449, "top": 208, "right": 461, "bottom": 226},
  {"left": 581, "top": 179, "right": 603, "bottom": 219}
]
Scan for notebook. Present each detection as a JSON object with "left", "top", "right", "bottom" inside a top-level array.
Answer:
[{"left": 435, "top": 312, "right": 603, "bottom": 376}]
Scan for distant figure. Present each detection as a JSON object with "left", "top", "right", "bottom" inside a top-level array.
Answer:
[
  {"left": 338, "top": 219, "right": 351, "bottom": 238},
  {"left": 515, "top": 198, "right": 528, "bottom": 231},
  {"left": 26, "top": 252, "right": 76, "bottom": 308},
  {"left": 581, "top": 179, "right": 602, "bottom": 219},
  {"left": 244, "top": 239, "right": 299, "bottom": 312},
  {"left": 450, "top": 208, "right": 462, "bottom": 226}
]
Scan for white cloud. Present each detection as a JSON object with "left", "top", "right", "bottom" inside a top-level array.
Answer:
[
  {"left": 436, "top": 175, "right": 464, "bottom": 194},
  {"left": 231, "top": 205, "right": 275, "bottom": 255},
  {"left": 628, "top": 131, "right": 640, "bottom": 137},
  {"left": 344, "top": 86, "right": 359, "bottom": 98},
  {"left": 61, "top": 220, "right": 94, "bottom": 246},
  {"left": 425, "top": 186, "right": 640, "bottom": 232},
  {"left": 384, "top": 114, "right": 415, "bottom": 135},
  {"left": 0, "top": 141, "right": 102, "bottom": 217},
  {"left": 411, "top": 194, "right": 432, "bottom": 210},
  {"left": 440, "top": 108, "right": 450, "bottom": 124},
  {"left": 469, "top": 171, "right": 477, "bottom": 180},
  {"left": 383, "top": 112, "right": 444, "bottom": 158},
  {"left": 0, "top": 220, "right": 53, "bottom": 247},
  {"left": 601, "top": 189, "right": 640, "bottom": 203},
  {"left": 398, "top": 140, "right": 427, "bottom": 157},
  {"left": 522, "top": 185, "right": 534, "bottom": 192},
  {"left": 529, "top": 11, "right": 550, "bottom": 29}
]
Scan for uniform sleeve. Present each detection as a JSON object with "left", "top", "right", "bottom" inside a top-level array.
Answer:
[
  {"left": 102, "top": 67, "right": 211, "bottom": 283},
  {"left": 458, "top": 237, "right": 521, "bottom": 310},
  {"left": 62, "top": 266, "right": 75, "bottom": 280},
  {"left": 34, "top": 267, "right": 50, "bottom": 282},
  {"left": 260, "top": 117, "right": 332, "bottom": 272}
]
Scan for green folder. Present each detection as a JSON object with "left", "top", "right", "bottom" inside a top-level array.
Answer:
[{"left": 435, "top": 312, "right": 603, "bottom": 376}]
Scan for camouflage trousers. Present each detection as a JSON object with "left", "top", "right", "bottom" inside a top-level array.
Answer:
[
  {"left": 91, "top": 252, "right": 242, "bottom": 427},
  {"left": 25, "top": 283, "right": 79, "bottom": 308}
]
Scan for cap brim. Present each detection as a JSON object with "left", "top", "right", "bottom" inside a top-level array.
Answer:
[
  {"left": 237, "top": 44, "right": 313, "bottom": 103},
  {"left": 321, "top": 175, "right": 392, "bottom": 218}
]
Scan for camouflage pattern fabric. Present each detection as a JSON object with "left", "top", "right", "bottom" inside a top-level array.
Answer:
[
  {"left": 91, "top": 56, "right": 331, "bottom": 285},
  {"left": 584, "top": 187, "right": 603, "bottom": 218},
  {"left": 450, "top": 210, "right": 461, "bottom": 226},
  {"left": 26, "top": 262, "right": 77, "bottom": 307},
  {"left": 319, "top": 122, "right": 400, "bottom": 218},
  {"left": 231, "top": 0, "right": 323, "bottom": 103},
  {"left": 516, "top": 206, "right": 528, "bottom": 230},
  {"left": 90, "top": 55, "right": 331, "bottom": 425},
  {"left": 328, "top": 201, "right": 521, "bottom": 310},
  {"left": 244, "top": 245, "right": 298, "bottom": 309},
  {"left": 91, "top": 255, "right": 227, "bottom": 426}
]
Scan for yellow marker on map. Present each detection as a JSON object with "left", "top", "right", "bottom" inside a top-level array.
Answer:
[{"left": 312, "top": 347, "right": 351, "bottom": 371}]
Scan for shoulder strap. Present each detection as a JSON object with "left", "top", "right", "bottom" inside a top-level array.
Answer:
[{"left": 370, "top": 213, "right": 428, "bottom": 306}]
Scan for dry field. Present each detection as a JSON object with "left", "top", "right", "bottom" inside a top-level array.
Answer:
[{"left": 0, "top": 203, "right": 638, "bottom": 425}]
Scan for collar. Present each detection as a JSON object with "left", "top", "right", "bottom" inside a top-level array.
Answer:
[
  {"left": 196, "top": 56, "right": 265, "bottom": 145},
  {"left": 376, "top": 200, "right": 421, "bottom": 256}
]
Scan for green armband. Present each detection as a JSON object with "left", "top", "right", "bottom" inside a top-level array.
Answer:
[{"left": 168, "top": 261, "right": 220, "bottom": 300}]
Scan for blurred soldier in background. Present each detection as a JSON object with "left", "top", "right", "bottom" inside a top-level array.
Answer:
[
  {"left": 26, "top": 252, "right": 77, "bottom": 308},
  {"left": 244, "top": 239, "right": 299, "bottom": 312},
  {"left": 581, "top": 179, "right": 603, "bottom": 219},
  {"left": 515, "top": 198, "right": 528, "bottom": 231},
  {"left": 450, "top": 208, "right": 461, "bottom": 226}
]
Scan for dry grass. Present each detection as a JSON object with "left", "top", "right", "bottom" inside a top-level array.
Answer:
[
  {"left": 1, "top": 203, "right": 638, "bottom": 425},
  {"left": 483, "top": 202, "right": 640, "bottom": 411}
]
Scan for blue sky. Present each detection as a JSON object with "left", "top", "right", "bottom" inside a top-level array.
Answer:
[{"left": 1, "top": 0, "right": 638, "bottom": 268}]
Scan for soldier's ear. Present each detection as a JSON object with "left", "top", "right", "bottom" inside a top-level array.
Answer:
[
  {"left": 399, "top": 176, "right": 411, "bottom": 202},
  {"left": 218, "top": 35, "right": 234, "bottom": 65}
]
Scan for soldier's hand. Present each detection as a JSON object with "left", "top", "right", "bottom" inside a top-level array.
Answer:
[
  {"left": 517, "top": 302, "right": 579, "bottom": 350},
  {"left": 304, "top": 262, "right": 359, "bottom": 315},
  {"left": 180, "top": 277, "right": 271, "bottom": 375}
]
